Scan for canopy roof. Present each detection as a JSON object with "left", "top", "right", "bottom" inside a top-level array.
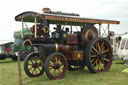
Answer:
[{"left": 15, "top": 11, "right": 120, "bottom": 26}]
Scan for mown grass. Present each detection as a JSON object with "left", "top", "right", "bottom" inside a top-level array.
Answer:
[{"left": 0, "top": 59, "right": 128, "bottom": 85}]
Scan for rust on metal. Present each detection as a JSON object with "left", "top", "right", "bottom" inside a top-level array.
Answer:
[
  {"left": 42, "top": 14, "right": 119, "bottom": 24},
  {"left": 42, "top": 8, "right": 51, "bottom": 13},
  {"left": 67, "top": 34, "right": 79, "bottom": 44}
]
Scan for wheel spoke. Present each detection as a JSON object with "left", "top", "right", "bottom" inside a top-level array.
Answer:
[
  {"left": 49, "top": 61, "right": 54, "bottom": 65},
  {"left": 38, "top": 63, "right": 43, "bottom": 67},
  {"left": 95, "top": 60, "right": 98, "bottom": 70},
  {"left": 101, "top": 42, "right": 104, "bottom": 51},
  {"left": 101, "top": 58, "right": 105, "bottom": 64},
  {"left": 104, "top": 58, "right": 109, "bottom": 62},
  {"left": 97, "top": 42, "right": 101, "bottom": 52},
  {"left": 59, "top": 63, "right": 63, "bottom": 67},
  {"left": 34, "top": 56, "right": 38, "bottom": 63},
  {"left": 91, "top": 55, "right": 97, "bottom": 58},
  {"left": 102, "top": 66, "right": 105, "bottom": 69},
  {"left": 98, "top": 60, "right": 101, "bottom": 70},
  {"left": 91, "top": 58, "right": 95, "bottom": 63},
  {"left": 52, "top": 69, "right": 56, "bottom": 74},
  {"left": 30, "top": 59, "right": 34, "bottom": 64},
  {"left": 92, "top": 46, "right": 99, "bottom": 54},
  {"left": 55, "top": 57, "right": 58, "bottom": 64},
  {"left": 92, "top": 59, "right": 98, "bottom": 65},
  {"left": 58, "top": 69, "right": 61, "bottom": 73},
  {"left": 91, "top": 50, "right": 96, "bottom": 54},
  {"left": 60, "top": 65, "right": 64, "bottom": 69},
  {"left": 102, "top": 49, "right": 109, "bottom": 54},
  {"left": 99, "top": 60, "right": 103, "bottom": 70},
  {"left": 49, "top": 63, "right": 55, "bottom": 67},
  {"left": 28, "top": 66, "right": 33, "bottom": 70},
  {"left": 101, "top": 46, "right": 105, "bottom": 53},
  {"left": 101, "top": 59, "right": 105, "bottom": 69},
  {"left": 32, "top": 68, "right": 36, "bottom": 74},
  {"left": 35, "top": 69, "right": 37, "bottom": 75},
  {"left": 57, "top": 57, "right": 61, "bottom": 63},
  {"left": 37, "top": 67, "right": 41, "bottom": 72}
]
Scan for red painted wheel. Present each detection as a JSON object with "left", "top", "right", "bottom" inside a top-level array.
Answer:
[
  {"left": 85, "top": 38, "right": 112, "bottom": 73},
  {"left": 24, "top": 52, "right": 44, "bottom": 77},
  {"left": 45, "top": 52, "right": 67, "bottom": 80}
]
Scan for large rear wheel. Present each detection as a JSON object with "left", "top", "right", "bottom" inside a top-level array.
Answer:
[
  {"left": 24, "top": 52, "right": 44, "bottom": 77},
  {"left": 85, "top": 38, "right": 112, "bottom": 73}
]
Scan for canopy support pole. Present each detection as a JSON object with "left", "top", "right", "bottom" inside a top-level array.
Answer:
[
  {"left": 108, "top": 24, "right": 110, "bottom": 36},
  {"left": 34, "top": 17, "right": 37, "bottom": 38},
  {"left": 99, "top": 24, "right": 101, "bottom": 37},
  {"left": 70, "top": 24, "right": 72, "bottom": 34},
  {"left": 21, "top": 18, "right": 24, "bottom": 38}
]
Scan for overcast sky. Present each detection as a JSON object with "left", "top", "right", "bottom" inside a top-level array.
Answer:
[{"left": 0, "top": 0, "right": 127, "bottom": 41}]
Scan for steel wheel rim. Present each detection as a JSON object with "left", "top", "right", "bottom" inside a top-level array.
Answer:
[
  {"left": 48, "top": 54, "right": 67, "bottom": 79},
  {"left": 90, "top": 39, "right": 112, "bottom": 72}
]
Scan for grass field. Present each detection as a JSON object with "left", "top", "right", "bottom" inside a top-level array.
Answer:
[{"left": 0, "top": 59, "right": 128, "bottom": 85}]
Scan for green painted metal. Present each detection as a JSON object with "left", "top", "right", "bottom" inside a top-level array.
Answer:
[
  {"left": 13, "top": 28, "right": 32, "bottom": 52},
  {"left": 14, "top": 28, "right": 32, "bottom": 38}
]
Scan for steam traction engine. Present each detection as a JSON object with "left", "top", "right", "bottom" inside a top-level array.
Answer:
[{"left": 15, "top": 8, "right": 120, "bottom": 80}]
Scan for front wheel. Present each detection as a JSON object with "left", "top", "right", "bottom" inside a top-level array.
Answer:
[
  {"left": 45, "top": 52, "right": 67, "bottom": 80},
  {"left": 24, "top": 52, "right": 45, "bottom": 77},
  {"left": 85, "top": 38, "right": 112, "bottom": 73}
]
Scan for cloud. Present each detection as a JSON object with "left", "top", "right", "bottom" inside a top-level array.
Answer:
[{"left": 0, "top": 0, "right": 127, "bottom": 40}]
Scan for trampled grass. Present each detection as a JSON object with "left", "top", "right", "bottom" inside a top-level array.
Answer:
[{"left": 0, "top": 59, "right": 128, "bottom": 85}]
